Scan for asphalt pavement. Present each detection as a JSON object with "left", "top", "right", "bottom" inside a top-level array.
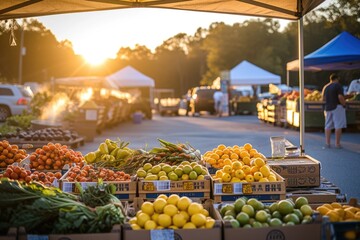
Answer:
[{"left": 76, "top": 113, "right": 360, "bottom": 201}]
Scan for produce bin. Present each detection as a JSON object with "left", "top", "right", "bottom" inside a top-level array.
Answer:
[
  {"left": 267, "top": 155, "right": 321, "bottom": 188},
  {"left": 137, "top": 177, "right": 211, "bottom": 201},
  {"left": 212, "top": 170, "right": 286, "bottom": 203},
  {"left": 235, "top": 101, "right": 258, "bottom": 115},
  {"left": 122, "top": 200, "right": 222, "bottom": 240},
  {"left": 17, "top": 225, "right": 121, "bottom": 240}
]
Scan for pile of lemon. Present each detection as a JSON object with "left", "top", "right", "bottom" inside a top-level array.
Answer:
[
  {"left": 204, "top": 143, "right": 278, "bottom": 183},
  {"left": 130, "top": 194, "right": 216, "bottom": 230},
  {"left": 316, "top": 202, "right": 360, "bottom": 222}
]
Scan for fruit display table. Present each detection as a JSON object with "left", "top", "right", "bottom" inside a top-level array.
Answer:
[{"left": 234, "top": 100, "right": 258, "bottom": 115}]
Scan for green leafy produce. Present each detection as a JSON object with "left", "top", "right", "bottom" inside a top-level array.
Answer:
[{"left": 0, "top": 178, "right": 125, "bottom": 234}]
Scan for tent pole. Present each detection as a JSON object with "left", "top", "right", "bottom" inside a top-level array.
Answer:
[
  {"left": 286, "top": 70, "right": 290, "bottom": 87},
  {"left": 298, "top": 18, "right": 305, "bottom": 156}
]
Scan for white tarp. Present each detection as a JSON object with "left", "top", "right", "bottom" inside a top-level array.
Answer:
[
  {"left": 229, "top": 60, "right": 281, "bottom": 86},
  {"left": 107, "top": 66, "right": 155, "bottom": 88}
]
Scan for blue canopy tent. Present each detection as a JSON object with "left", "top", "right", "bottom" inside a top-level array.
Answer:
[{"left": 287, "top": 31, "right": 360, "bottom": 72}]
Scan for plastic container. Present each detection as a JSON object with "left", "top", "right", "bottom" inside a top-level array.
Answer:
[{"left": 270, "top": 136, "right": 285, "bottom": 158}]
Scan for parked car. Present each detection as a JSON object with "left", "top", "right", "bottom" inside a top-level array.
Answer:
[
  {"left": 0, "top": 84, "right": 33, "bottom": 121},
  {"left": 189, "top": 87, "right": 218, "bottom": 116}
]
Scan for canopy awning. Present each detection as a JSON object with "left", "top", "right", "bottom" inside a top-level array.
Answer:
[
  {"left": 0, "top": 0, "right": 324, "bottom": 21},
  {"left": 229, "top": 60, "right": 281, "bottom": 85},
  {"left": 54, "top": 76, "right": 118, "bottom": 89},
  {"left": 107, "top": 66, "right": 155, "bottom": 88},
  {"left": 287, "top": 31, "right": 360, "bottom": 71}
]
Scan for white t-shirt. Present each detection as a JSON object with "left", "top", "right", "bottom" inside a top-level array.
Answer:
[{"left": 213, "top": 91, "right": 224, "bottom": 102}]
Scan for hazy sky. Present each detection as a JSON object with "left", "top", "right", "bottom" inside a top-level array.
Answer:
[{"left": 37, "top": 1, "right": 333, "bottom": 65}]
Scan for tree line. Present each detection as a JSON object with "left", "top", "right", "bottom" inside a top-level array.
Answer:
[{"left": 0, "top": 0, "right": 359, "bottom": 97}]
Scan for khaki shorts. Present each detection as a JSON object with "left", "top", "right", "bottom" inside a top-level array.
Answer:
[{"left": 324, "top": 105, "right": 347, "bottom": 130}]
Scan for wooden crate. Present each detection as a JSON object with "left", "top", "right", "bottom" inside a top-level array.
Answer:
[
  {"left": 212, "top": 170, "right": 286, "bottom": 203},
  {"left": 60, "top": 169, "right": 137, "bottom": 201},
  {"left": 0, "top": 228, "right": 17, "bottom": 240},
  {"left": 138, "top": 177, "right": 211, "bottom": 201}
]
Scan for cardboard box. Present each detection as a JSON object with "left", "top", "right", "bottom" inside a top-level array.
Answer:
[
  {"left": 286, "top": 190, "right": 337, "bottom": 204},
  {"left": 213, "top": 202, "right": 322, "bottom": 240},
  {"left": 17, "top": 225, "right": 121, "bottom": 240},
  {"left": 212, "top": 170, "right": 286, "bottom": 203},
  {"left": 122, "top": 200, "right": 222, "bottom": 240},
  {"left": 138, "top": 177, "right": 211, "bottom": 201},
  {"left": 0, "top": 228, "right": 17, "bottom": 240},
  {"left": 60, "top": 169, "right": 137, "bottom": 201},
  {"left": 267, "top": 155, "right": 321, "bottom": 187}
]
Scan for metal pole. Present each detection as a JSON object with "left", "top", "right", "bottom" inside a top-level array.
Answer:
[
  {"left": 18, "top": 23, "right": 24, "bottom": 85},
  {"left": 298, "top": 18, "right": 305, "bottom": 156},
  {"left": 286, "top": 70, "right": 290, "bottom": 87}
]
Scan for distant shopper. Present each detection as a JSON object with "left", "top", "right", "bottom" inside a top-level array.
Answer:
[
  {"left": 321, "top": 73, "right": 347, "bottom": 149},
  {"left": 185, "top": 89, "right": 192, "bottom": 116},
  {"left": 213, "top": 90, "right": 224, "bottom": 117}
]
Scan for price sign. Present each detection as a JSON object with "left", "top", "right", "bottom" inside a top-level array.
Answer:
[
  {"left": 242, "top": 183, "right": 253, "bottom": 194},
  {"left": 143, "top": 182, "right": 155, "bottom": 191},
  {"left": 183, "top": 181, "right": 194, "bottom": 190},
  {"left": 222, "top": 184, "right": 233, "bottom": 193}
]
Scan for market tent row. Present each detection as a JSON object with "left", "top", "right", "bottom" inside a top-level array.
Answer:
[
  {"left": 287, "top": 31, "right": 360, "bottom": 71},
  {"left": 230, "top": 60, "right": 281, "bottom": 86}
]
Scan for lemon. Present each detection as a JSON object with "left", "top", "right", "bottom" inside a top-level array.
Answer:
[
  {"left": 200, "top": 209, "right": 209, "bottom": 217},
  {"left": 151, "top": 213, "right": 159, "bottom": 222},
  {"left": 191, "top": 213, "right": 207, "bottom": 227},
  {"left": 182, "top": 174, "right": 189, "bottom": 180},
  {"left": 141, "top": 201, "right": 154, "bottom": 216},
  {"left": 137, "top": 212, "right": 151, "bottom": 227},
  {"left": 268, "top": 174, "right": 277, "bottom": 182},
  {"left": 131, "top": 223, "right": 141, "bottom": 230},
  {"left": 144, "top": 220, "right": 157, "bottom": 230},
  {"left": 242, "top": 156, "right": 251, "bottom": 166},
  {"left": 234, "top": 169, "right": 245, "bottom": 179},
  {"left": 197, "top": 175, "right": 205, "bottom": 180},
  {"left": 183, "top": 222, "right": 196, "bottom": 229},
  {"left": 169, "top": 225, "right": 179, "bottom": 229},
  {"left": 167, "top": 194, "right": 180, "bottom": 205},
  {"left": 245, "top": 174, "right": 254, "bottom": 182},
  {"left": 157, "top": 194, "right": 168, "bottom": 201},
  {"left": 156, "top": 226, "right": 164, "bottom": 229},
  {"left": 250, "top": 166, "right": 259, "bottom": 174},
  {"left": 157, "top": 214, "right": 172, "bottom": 228},
  {"left": 177, "top": 196, "right": 192, "bottom": 211},
  {"left": 205, "top": 218, "right": 215, "bottom": 229},
  {"left": 136, "top": 210, "right": 143, "bottom": 218},
  {"left": 215, "top": 170, "right": 223, "bottom": 178},
  {"left": 172, "top": 213, "right": 187, "bottom": 228},
  {"left": 217, "top": 144, "right": 226, "bottom": 150},
  {"left": 143, "top": 163, "right": 152, "bottom": 171},
  {"left": 244, "top": 143, "right": 252, "bottom": 151},
  {"left": 259, "top": 165, "right": 271, "bottom": 177},
  {"left": 253, "top": 171, "right": 263, "bottom": 181},
  {"left": 179, "top": 210, "right": 190, "bottom": 222},
  {"left": 137, "top": 169, "right": 147, "bottom": 178},
  {"left": 221, "top": 173, "right": 231, "bottom": 182},
  {"left": 129, "top": 217, "right": 137, "bottom": 224},
  {"left": 188, "top": 202, "right": 204, "bottom": 216},
  {"left": 232, "top": 161, "right": 242, "bottom": 170},
  {"left": 259, "top": 177, "right": 269, "bottom": 182},
  {"left": 242, "top": 165, "right": 251, "bottom": 174},
  {"left": 254, "top": 158, "right": 265, "bottom": 168},
  {"left": 223, "top": 165, "right": 232, "bottom": 174},
  {"left": 164, "top": 204, "right": 178, "bottom": 217}
]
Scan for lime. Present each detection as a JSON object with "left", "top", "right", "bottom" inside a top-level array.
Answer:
[
  {"left": 225, "top": 210, "right": 236, "bottom": 218},
  {"left": 182, "top": 165, "right": 192, "bottom": 174},
  {"left": 229, "top": 219, "right": 240, "bottom": 228},
  {"left": 269, "top": 202, "right": 278, "bottom": 213},
  {"left": 302, "top": 215, "right": 313, "bottom": 224},
  {"left": 300, "top": 205, "right": 313, "bottom": 216},
  {"left": 236, "top": 212, "right": 250, "bottom": 226},
  {"left": 223, "top": 215, "right": 234, "bottom": 221},
  {"left": 278, "top": 200, "right": 294, "bottom": 216},
  {"left": 252, "top": 221, "right": 263, "bottom": 228},
  {"left": 243, "top": 224, "right": 252, "bottom": 228},
  {"left": 234, "top": 198, "right": 246, "bottom": 213},
  {"left": 283, "top": 213, "right": 300, "bottom": 224},
  {"left": 189, "top": 171, "right": 198, "bottom": 180},
  {"left": 262, "top": 222, "right": 269, "bottom": 227},
  {"left": 255, "top": 210, "right": 269, "bottom": 223},
  {"left": 269, "top": 218, "right": 283, "bottom": 227},
  {"left": 286, "top": 221, "right": 295, "bottom": 226},
  {"left": 293, "top": 209, "right": 304, "bottom": 221},
  {"left": 272, "top": 210, "right": 282, "bottom": 219},
  {"left": 295, "top": 197, "right": 309, "bottom": 209},
  {"left": 220, "top": 204, "right": 235, "bottom": 216},
  {"left": 247, "top": 198, "right": 262, "bottom": 211},
  {"left": 241, "top": 204, "right": 255, "bottom": 218},
  {"left": 174, "top": 168, "right": 183, "bottom": 177}
]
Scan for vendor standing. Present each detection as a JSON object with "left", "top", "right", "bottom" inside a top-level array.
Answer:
[
  {"left": 321, "top": 73, "right": 347, "bottom": 149},
  {"left": 213, "top": 90, "right": 224, "bottom": 117}
]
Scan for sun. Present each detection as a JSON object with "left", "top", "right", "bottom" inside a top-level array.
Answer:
[{"left": 82, "top": 52, "right": 107, "bottom": 66}]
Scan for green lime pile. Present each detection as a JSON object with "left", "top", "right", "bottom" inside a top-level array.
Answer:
[
  {"left": 136, "top": 161, "right": 209, "bottom": 181},
  {"left": 219, "top": 196, "right": 314, "bottom": 228}
]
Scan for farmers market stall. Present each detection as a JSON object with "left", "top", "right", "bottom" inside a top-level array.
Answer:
[{"left": 228, "top": 60, "right": 281, "bottom": 115}]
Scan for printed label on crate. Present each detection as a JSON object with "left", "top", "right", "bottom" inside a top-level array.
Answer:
[
  {"left": 27, "top": 235, "right": 49, "bottom": 240},
  {"left": 183, "top": 181, "right": 194, "bottom": 190},
  {"left": 142, "top": 181, "right": 171, "bottom": 191},
  {"left": 62, "top": 182, "right": 97, "bottom": 193},
  {"left": 214, "top": 183, "right": 243, "bottom": 194},
  {"left": 150, "top": 229, "right": 174, "bottom": 240},
  {"left": 242, "top": 183, "right": 253, "bottom": 194}
]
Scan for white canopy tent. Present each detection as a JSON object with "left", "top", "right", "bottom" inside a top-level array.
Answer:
[
  {"left": 230, "top": 60, "right": 281, "bottom": 86},
  {"left": 107, "top": 66, "right": 155, "bottom": 88},
  {"left": 0, "top": 0, "right": 327, "bottom": 154}
]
